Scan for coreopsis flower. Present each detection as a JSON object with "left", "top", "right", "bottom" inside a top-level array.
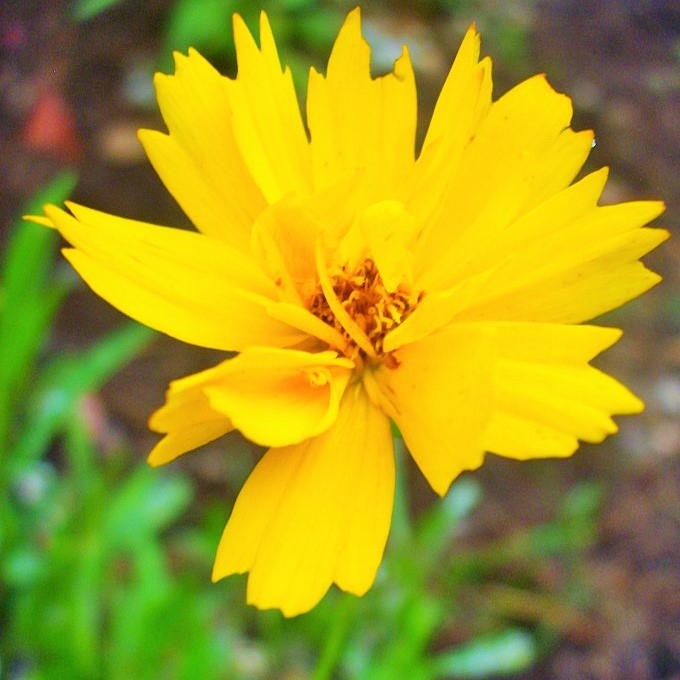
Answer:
[{"left": 33, "top": 9, "right": 666, "bottom": 616}]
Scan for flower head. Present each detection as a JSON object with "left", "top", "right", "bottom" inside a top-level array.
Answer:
[{"left": 33, "top": 9, "right": 667, "bottom": 616}]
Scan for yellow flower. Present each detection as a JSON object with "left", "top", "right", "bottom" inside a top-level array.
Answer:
[{"left": 33, "top": 9, "right": 667, "bottom": 616}]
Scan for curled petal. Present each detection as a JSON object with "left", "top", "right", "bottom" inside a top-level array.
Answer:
[
  {"left": 148, "top": 369, "right": 234, "bottom": 467},
  {"left": 204, "top": 347, "right": 354, "bottom": 447}
]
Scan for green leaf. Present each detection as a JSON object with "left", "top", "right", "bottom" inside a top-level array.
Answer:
[
  {"left": 0, "top": 172, "right": 77, "bottom": 446},
  {"left": 359, "top": 594, "right": 443, "bottom": 680},
  {"left": 160, "top": 0, "right": 240, "bottom": 72},
  {"left": 12, "top": 322, "right": 154, "bottom": 466},
  {"left": 71, "top": 0, "right": 125, "bottom": 21},
  {"left": 102, "top": 466, "right": 192, "bottom": 551},
  {"left": 429, "top": 629, "right": 537, "bottom": 678},
  {"left": 415, "top": 478, "right": 482, "bottom": 553}
]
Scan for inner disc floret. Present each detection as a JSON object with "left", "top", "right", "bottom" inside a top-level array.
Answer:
[{"left": 309, "top": 258, "right": 423, "bottom": 365}]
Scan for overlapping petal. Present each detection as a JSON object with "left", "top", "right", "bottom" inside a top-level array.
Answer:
[
  {"left": 358, "top": 200, "right": 416, "bottom": 293},
  {"left": 203, "top": 347, "right": 354, "bottom": 447},
  {"left": 139, "top": 50, "right": 264, "bottom": 251},
  {"left": 41, "top": 204, "right": 306, "bottom": 351},
  {"left": 414, "top": 127, "right": 596, "bottom": 292},
  {"left": 212, "top": 382, "right": 394, "bottom": 616},
  {"left": 366, "top": 324, "right": 496, "bottom": 496},
  {"left": 250, "top": 199, "right": 322, "bottom": 305},
  {"left": 481, "top": 323, "right": 643, "bottom": 458},
  {"left": 417, "top": 167, "right": 609, "bottom": 293},
  {"left": 413, "top": 74, "right": 579, "bottom": 282},
  {"left": 148, "top": 370, "right": 234, "bottom": 467},
  {"left": 455, "top": 202, "right": 667, "bottom": 323}
]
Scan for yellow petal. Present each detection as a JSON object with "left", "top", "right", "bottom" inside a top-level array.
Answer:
[
  {"left": 265, "top": 301, "right": 347, "bottom": 353},
  {"left": 485, "top": 412, "right": 580, "bottom": 459},
  {"left": 487, "top": 321, "right": 624, "bottom": 363},
  {"left": 414, "top": 75, "right": 576, "bottom": 275},
  {"left": 458, "top": 206, "right": 668, "bottom": 323},
  {"left": 250, "top": 199, "right": 322, "bottom": 305},
  {"left": 45, "top": 204, "right": 306, "bottom": 351},
  {"left": 148, "top": 368, "right": 234, "bottom": 466},
  {"left": 404, "top": 25, "right": 491, "bottom": 227},
  {"left": 383, "top": 268, "right": 493, "bottom": 353},
  {"left": 227, "top": 13, "right": 311, "bottom": 203},
  {"left": 307, "top": 7, "right": 416, "bottom": 203},
  {"left": 204, "top": 348, "right": 354, "bottom": 447},
  {"left": 212, "top": 382, "right": 394, "bottom": 617},
  {"left": 481, "top": 322, "right": 643, "bottom": 458},
  {"left": 366, "top": 324, "right": 496, "bottom": 496},
  {"left": 415, "top": 129, "right": 596, "bottom": 291},
  {"left": 424, "top": 167, "right": 608, "bottom": 292},
  {"left": 359, "top": 200, "right": 415, "bottom": 293},
  {"left": 421, "top": 24, "right": 485, "bottom": 149},
  {"left": 140, "top": 49, "right": 264, "bottom": 248}
]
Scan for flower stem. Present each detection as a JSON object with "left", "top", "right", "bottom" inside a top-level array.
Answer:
[{"left": 311, "top": 593, "right": 357, "bottom": 680}]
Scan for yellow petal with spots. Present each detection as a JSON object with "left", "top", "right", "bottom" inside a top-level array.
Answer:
[
  {"left": 367, "top": 324, "right": 496, "bottom": 496},
  {"left": 43, "top": 204, "right": 305, "bottom": 351},
  {"left": 204, "top": 348, "right": 354, "bottom": 447},
  {"left": 212, "top": 382, "right": 394, "bottom": 616},
  {"left": 140, "top": 50, "right": 264, "bottom": 249}
]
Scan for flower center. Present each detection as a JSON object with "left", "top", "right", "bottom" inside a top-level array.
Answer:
[{"left": 309, "top": 258, "right": 423, "bottom": 366}]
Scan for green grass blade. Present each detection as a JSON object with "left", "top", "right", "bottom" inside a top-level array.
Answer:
[
  {"left": 0, "top": 172, "right": 77, "bottom": 447},
  {"left": 13, "top": 322, "right": 154, "bottom": 466}
]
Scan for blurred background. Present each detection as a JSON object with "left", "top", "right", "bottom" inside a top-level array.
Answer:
[{"left": 1, "top": 0, "right": 678, "bottom": 678}]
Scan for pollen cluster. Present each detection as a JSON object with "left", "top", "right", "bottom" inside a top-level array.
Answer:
[{"left": 309, "top": 258, "right": 423, "bottom": 365}]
